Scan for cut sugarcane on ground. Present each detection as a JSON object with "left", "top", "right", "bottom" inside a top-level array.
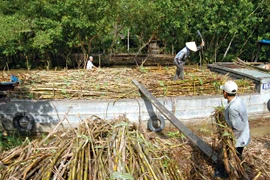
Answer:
[
  {"left": 0, "top": 115, "right": 269, "bottom": 180},
  {"left": 1, "top": 66, "right": 255, "bottom": 100}
]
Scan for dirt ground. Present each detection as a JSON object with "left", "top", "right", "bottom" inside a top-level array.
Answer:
[{"left": 146, "top": 116, "right": 270, "bottom": 179}]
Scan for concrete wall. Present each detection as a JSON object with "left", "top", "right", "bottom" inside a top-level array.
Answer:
[{"left": 1, "top": 91, "right": 269, "bottom": 133}]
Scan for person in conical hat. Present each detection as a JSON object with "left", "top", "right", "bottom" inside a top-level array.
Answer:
[{"left": 173, "top": 41, "right": 204, "bottom": 80}]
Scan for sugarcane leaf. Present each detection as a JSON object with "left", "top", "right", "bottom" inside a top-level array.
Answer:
[
  {"left": 113, "top": 122, "right": 129, "bottom": 128},
  {"left": 78, "top": 134, "right": 92, "bottom": 141},
  {"left": 167, "top": 131, "right": 179, "bottom": 138},
  {"left": 198, "top": 78, "right": 203, "bottom": 85},
  {"left": 222, "top": 131, "right": 232, "bottom": 137},
  {"left": 61, "top": 89, "right": 67, "bottom": 94},
  {"left": 158, "top": 80, "right": 164, "bottom": 86},
  {"left": 111, "top": 172, "right": 134, "bottom": 180}
]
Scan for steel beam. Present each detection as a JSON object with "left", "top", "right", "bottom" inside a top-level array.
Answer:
[{"left": 132, "top": 79, "right": 218, "bottom": 163}]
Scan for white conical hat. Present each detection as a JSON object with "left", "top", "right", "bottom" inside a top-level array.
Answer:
[{"left": 185, "top": 41, "right": 197, "bottom": 52}]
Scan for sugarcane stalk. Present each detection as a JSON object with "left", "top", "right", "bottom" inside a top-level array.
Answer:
[
  {"left": 1, "top": 146, "right": 28, "bottom": 164},
  {"left": 253, "top": 171, "right": 262, "bottom": 180},
  {"left": 33, "top": 158, "right": 51, "bottom": 179},
  {"left": 25, "top": 162, "right": 45, "bottom": 180},
  {"left": 83, "top": 143, "right": 90, "bottom": 180},
  {"left": 22, "top": 154, "right": 49, "bottom": 179},
  {"left": 43, "top": 143, "right": 69, "bottom": 180},
  {"left": 136, "top": 140, "right": 158, "bottom": 179},
  {"left": 10, "top": 68, "right": 255, "bottom": 100}
]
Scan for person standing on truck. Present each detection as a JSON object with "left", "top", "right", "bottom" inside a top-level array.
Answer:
[
  {"left": 86, "top": 56, "right": 97, "bottom": 70},
  {"left": 215, "top": 80, "right": 251, "bottom": 178},
  {"left": 173, "top": 41, "right": 204, "bottom": 80}
]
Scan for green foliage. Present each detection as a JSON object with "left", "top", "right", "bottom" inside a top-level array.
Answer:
[
  {"left": 139, "top": 66, "right": 147, "bottom": 73},
  {"left": 167, "top": 131, "right": 180, "bottom": 138},
  {"left": 158, "top": 80, "right": 168, "bottom": 95},
  {"left": 213, "top": 81, "right": 221, "bottom": 91},
  {"left": 0, "top": 0, "right": 269, "bottom": 69},
  {"left": 61, "top": 89, "right": 67, "bottom": 94},
  {"left": 198, "top": 78, "right": 203, "bottom": 85},
  {"left": 167, "top": 131, "right": 186, "bottom": 141},
  {"left": 111, "top": 172, "right": 134, "bottom": 180},
  {"left": 222, "top": 131, "right": 233, "bottom": 138},
  {"left": 0, "top": 131, "right": 26, "bottom": 151}
]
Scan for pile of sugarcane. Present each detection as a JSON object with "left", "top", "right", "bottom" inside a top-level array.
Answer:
[
  {"left": 0, "top": 116, "right": 185, "bottom": 180},
  {"left": 0, "top": 115, "right": 269, "bottom": 179},
  {"left": 245, "top": 134, "right": 270, "bottom": 179},
  {"left": 1, "top": 66, "right": 255, "bottom": 100},
  {"left": 212, "top": 107, "right": 250, "bottom": 179}
]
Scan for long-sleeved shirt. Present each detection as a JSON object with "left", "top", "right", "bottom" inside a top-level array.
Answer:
[
  {"left": 174, "top": 47, "right": 190, "bottom": 61},
  {"left": 224, "top": 96, "right": 250, "bottom": 147},
  {"left": 86, "top": 60, "right": 94, "bottom": 70},
  {"left": 174, "top": 45, "right": 203, "bottom": 61}
]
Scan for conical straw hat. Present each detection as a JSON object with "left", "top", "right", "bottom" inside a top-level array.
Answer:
[{"left": 185, "top": 41, "right": 197, "bottom": 52}]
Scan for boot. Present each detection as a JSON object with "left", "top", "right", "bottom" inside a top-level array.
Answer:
[{"left": 173, "top": 75, "right": 179, "bottom": 81}]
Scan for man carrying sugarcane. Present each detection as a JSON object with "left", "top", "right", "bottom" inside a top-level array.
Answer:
[
  {"left": 173, "top": 41, "right": 204, "bottom": 80},
  {"left": 221, "top": 80, "right": 250, "bottom": 160},
  {"left": 215, "top": 80, "right": 251, "bottom": 178}
]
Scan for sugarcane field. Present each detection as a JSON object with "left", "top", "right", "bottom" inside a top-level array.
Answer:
[{"left": 0, "top": 63, "right": 270, "bottom": 180}]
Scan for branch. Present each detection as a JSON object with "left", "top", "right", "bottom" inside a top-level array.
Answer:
[
  {"left": 222, "top": 32, "right": 236, "bottom": 60},
  {"left": 134, "top": 34, "right": 155, "bottom": 67}
]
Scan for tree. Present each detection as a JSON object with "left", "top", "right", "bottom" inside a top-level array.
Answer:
[{"left": 0, "top": 0, "right": 269, "bottom": 69}]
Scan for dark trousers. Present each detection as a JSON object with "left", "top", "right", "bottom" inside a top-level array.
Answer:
[
  {"left": 215, "top": 147, "right": 245, "bottom": 178},
  {"left": 236, "top": 147, "right": 244, "bottom": 160},
  {"left": 173, "top": 58, "right": 185, "bottom": 80}
]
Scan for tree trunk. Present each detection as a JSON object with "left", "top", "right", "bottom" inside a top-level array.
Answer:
[
  {"left": 222, "top": 32, "right": 236, "bottom": 61},
  {"left": 134, "top": 34, "right": 155, "bottom": 67}
]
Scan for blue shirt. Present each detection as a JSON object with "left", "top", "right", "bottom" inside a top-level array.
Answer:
[
  {"left": 174, "top": 47, "right": 190, "bottom": 61},
  {"left": 224, "top": 96, "right": 250, "bottom": 147},
  {"left": 174, "top": 45, "right": 203, "bottom": 61}
]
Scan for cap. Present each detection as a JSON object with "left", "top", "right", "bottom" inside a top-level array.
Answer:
[
  {"left": 220, "top": 80, "right": 238, "bottom": 94},
  {"left": 185, "top": 41, "right": 198, "bottom": 52}
]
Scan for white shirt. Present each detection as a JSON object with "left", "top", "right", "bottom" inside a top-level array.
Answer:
[{"left": 86, "top": 60, "right": 94, "bottom": 70}]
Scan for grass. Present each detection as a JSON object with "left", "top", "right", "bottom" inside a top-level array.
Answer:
[{"left": 0, "top": 131, "right": 25, "bottom": 151}]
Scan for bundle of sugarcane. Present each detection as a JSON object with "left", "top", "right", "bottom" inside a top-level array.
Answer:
[
  {"left": 0, "top": 116, "right": 184, "bottom": 180},
  {"left": 212, "top": 106, "right": 249, "bottom": 179}
]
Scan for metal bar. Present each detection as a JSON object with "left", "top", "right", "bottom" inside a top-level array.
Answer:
[
  {"left": 132, "top": 79, "right": 218, "bottom": 163},
  {"left": 207, "top": 64, "right": 261, "bottom": 83},
  {"left": 0, "top": 84, "right": 16, "bottom": 91},
  {"left": 207, "top": 64, "right": 264, "bottom": 92}
]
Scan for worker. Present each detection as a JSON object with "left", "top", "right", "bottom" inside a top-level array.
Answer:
[
  {"left": 215, "top": 80, "right": 251, "bottom": 178},
  {"left": 221, "top": 80, "right": 250, "bottom": 159},
  {"left": 173, "top": 41, "right": 204, "bottom": 80},
  {"left": 86, "top": 56, "right": 97, "bottom": 70}
]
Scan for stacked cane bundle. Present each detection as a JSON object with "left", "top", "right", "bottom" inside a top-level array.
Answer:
[{"left": 2, "top": 67, "right": 255, "bottom": 100}]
